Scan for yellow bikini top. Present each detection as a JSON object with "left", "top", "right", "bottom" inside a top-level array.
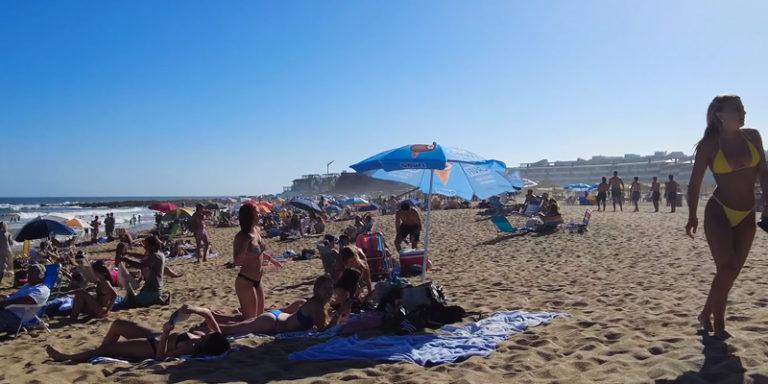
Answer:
[{"left": 711, "top": 132, "right": 761, "bottom": 174}]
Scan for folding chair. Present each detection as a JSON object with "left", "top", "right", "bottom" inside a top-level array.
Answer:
[
  {"left": 490, "top": 215, "right": 519, "bottom": 234},
  {"left": 6, "top": 303, "right": 50, "bottom": 337},
  {"left": 355, "top": 232, "right": 393, "bottom": 280}
]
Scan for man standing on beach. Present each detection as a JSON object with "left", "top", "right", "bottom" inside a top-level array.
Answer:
[
  {"left": 608, "top": 171, "right": 625, "bottom": 212},
  {"left": 191, "top": 204, "right": 211, "bottom": 262},
  {"left": 105, "top": 213, "right": 115, "bottom": 238},
  {"left": 90, "top": 216, "right": 101, "bottom": 243},
  {"left": 596, "top": 177, "right": 609, "bottom": 212},
  {"left": 665, "top": 174, "right": 679, "bottom": 213},
  {"left": 650, "top": 177, "right": 661, "bottom": 212},
  {"left": 630, "top": 177, "right": 641, "bottom": 212}
]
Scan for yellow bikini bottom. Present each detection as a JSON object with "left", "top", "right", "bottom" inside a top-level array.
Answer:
[{"left": 712, "top": 195, "right": 754, "bottom": 227}]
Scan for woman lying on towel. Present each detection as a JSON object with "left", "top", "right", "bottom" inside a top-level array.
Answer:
[
  {"left": 46, "top": 305, "right": 229, "bottom": 363},
  {"left": 215, "top": 276, "right": 351, "bottom": 336}
]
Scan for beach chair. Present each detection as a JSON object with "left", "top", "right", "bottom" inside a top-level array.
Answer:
[
  {"left": 6, "top": 303, "right": 51, "bottom": 337},
  {"left": 4, "top": 264, "right": 60, "bottom": 337},
  {"left": 489, "top": 215, "right": 530, "bottom": 240},
  {"left": 355, "top": 232, "right": 393, "bottom": 280},
  {"left": 566, "top": 210, "right": 592, "bottom": 233},
  {"left": 511, "top": 201, "right": 541, "bottom": 217},
  {"left": 490, "top": 215, "right": 520, "bottom": 234},
  {"left": 43, "top": 263, "right": 61, "bottom": 297},
  {"left": 43, "top": 264, "right": 61, "bottom": 291}
]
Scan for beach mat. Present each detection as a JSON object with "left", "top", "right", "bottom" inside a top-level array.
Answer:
[{"left": 289, "top": 310, "right": 564, "bottom": 366}]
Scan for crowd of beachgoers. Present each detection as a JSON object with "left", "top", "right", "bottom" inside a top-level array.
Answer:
[{"left": 1, "top": 95, "right": 767, "bottom": 383}]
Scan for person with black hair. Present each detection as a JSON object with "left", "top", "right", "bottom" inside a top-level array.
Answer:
[
  {"left": 394, "top": 202, "right": 422, "bottom": 251},
  {"left": 118, "top": 236, "right": 169, "bottom": 308},
  {"left": 46, "top": 304, "right": 229, "bottom": 362},
  {"left": 191, "top": 203, "right": 212, "bottom": 262},
  {"left": 335, "top": 246, "right": 372, "bottom": 302},
  {"left": 70, "top": 260, "right": 118, "bottom": 320},
  {"left": 233, "top": 203, "right": 268, "bottom": 320}
]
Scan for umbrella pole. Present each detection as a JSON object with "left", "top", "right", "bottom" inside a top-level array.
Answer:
[{"left": 421, "top": 170, "right": 434, "bottom": 283}]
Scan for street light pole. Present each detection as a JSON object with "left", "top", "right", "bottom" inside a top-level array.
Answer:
[{"left": 326, "top": 160, "right": 334, "bottom": 175}]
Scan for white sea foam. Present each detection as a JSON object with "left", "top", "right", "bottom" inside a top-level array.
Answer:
[{"left": 0, "top": 203, "right": 42, "bottom": 210}]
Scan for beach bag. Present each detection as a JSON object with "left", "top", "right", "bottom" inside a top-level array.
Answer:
[
  {"left": 401, "top": 282, "right": 446, "bottom": 312},
  {"left": 406, "top": 302, "right": 466, "bottom": 330},
  {"left": 13, "top": 258, "right": 29, "bottom": 287},
  {"left": 525, "top": 217, "right": 543, "bottom": 229}
]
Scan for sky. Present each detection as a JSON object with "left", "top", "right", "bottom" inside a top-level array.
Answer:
[{"left": 1, "top": 1, "right": 767, "bottom": 197}]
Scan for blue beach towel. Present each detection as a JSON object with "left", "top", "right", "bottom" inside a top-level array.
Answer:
[{"left": 289, "top": 310, "right": 563, "bottom": 366}]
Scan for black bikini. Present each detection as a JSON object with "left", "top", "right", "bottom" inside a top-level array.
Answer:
[
  {"left": 147, "top": 333, "right": 192, "bottom": 355},
  {"left": 237, "top": 273, "right": 260, "bottom": 287}
]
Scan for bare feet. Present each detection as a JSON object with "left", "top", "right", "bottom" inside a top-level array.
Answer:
[
  {"left": 161, "top": 292, "right": 172, "bottom": 305},
  {"left": 698, "top": 314, "right": 713, "bottom": 334},
  {"left": 713, "top": 329, "right": 732, "bottom": 340},
  {"left": 46, "top": 345, "right": 69, "bottom": 362}
]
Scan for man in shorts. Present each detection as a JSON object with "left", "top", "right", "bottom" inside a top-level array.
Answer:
[
  {"left": 650, "top": 176, "right": 662, "bottom": 212},
  {"left": 596, "top": 177, "right": 609, "bottom": 212},
  {"left": 630, "top": 177, "right": 642, "bottom": 212},
  {"left": 395, "top": 201, "right": 422, "bottom": 252},
  {"left": 665, "top": 174, "right": 679, "bottom": 213},
  {"left": 608, "top": 171, "right": 625, "bottom": 212},
  {"left": 191, "top": 204, "right": 211, "bottom": 262}
]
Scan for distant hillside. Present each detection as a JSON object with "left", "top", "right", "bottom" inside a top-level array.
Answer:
[{"left": 331, "top": 172, "right": 412, "bottom": 196}]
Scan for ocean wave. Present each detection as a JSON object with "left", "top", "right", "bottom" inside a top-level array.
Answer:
[
  {"left": 12, "top": 207, "right": 154, "bottom": 226},
  {"left": 0, "top": 203, "right": 42, "bottom": 211}
]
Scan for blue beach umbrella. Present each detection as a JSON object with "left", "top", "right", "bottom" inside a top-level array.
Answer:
[
  {"left": 14, "top": 218, "right": 77, "bottom": 242},
  {"left": 353, "top": 145, "right": 522, "bottom": 200},
  {"left": 289, "top": 198, "right": 323, "bottom": 213},
  {"left": 351, "top": 143, "right": 522, "bottom": 281}
]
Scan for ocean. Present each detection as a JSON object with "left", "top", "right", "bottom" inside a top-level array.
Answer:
[{"left": 0, "top": 196, "right": 214, "bottom": 233}]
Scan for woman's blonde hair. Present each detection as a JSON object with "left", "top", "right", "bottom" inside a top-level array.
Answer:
[{"left": 697, "top": 94, "right": 744, "bottom": 151}]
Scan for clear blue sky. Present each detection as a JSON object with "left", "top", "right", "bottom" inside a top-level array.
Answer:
[{"left": 2, "top": 1, "right": 767, "bottom": 197}]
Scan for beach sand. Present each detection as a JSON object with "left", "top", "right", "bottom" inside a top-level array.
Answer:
[{"left": 2, "top": 203, "right": 768, "bottom": 383}]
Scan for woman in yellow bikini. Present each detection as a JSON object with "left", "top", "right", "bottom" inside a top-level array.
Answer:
[{"left": 687, "top": 94, "right": 768, "bottom": 339}]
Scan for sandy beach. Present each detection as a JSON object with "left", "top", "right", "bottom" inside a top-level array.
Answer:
[{"left": 2, "top": 203, "right": 768, "bottom": 383}]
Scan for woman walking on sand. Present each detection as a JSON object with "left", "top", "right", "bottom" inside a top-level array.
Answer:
[{"left": 687, "top": 94, "right": 768, "bottom": 339}]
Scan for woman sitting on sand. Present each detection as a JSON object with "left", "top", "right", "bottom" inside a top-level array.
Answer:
[
  {"left": 686, "top": 95, "right": 768, "bottom": 339},
  {"left": 215, "top": 275, "right": 350, "bottom": 336},
  {"left": 70, "top": 260, "right": 119, "bottom": 320},
  {"left": 47, "top": 304, "right": 230, "bottom": 362},
  {"left": 538, "top": 199, "right": 562, "bottom": 218}
]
